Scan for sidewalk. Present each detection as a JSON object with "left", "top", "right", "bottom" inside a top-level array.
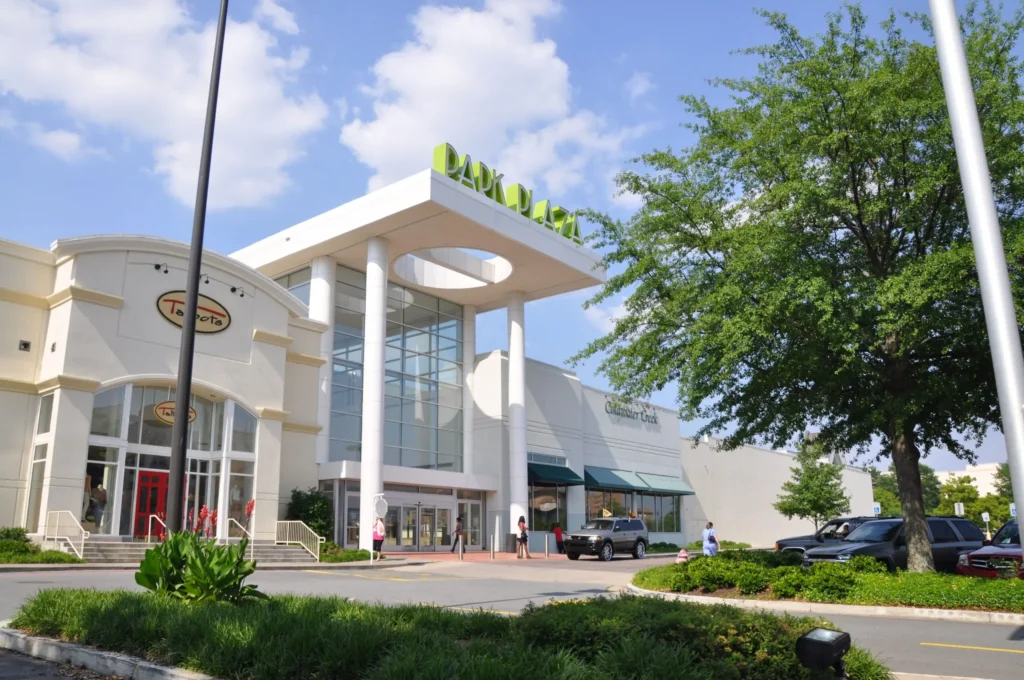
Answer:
[{"left": 0, "top": 557, "right": 426, "bottom": 573}]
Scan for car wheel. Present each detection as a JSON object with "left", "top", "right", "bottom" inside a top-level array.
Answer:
[
  {"left": 632, "top": 541, "right": 646, "bottom": 559},
  {"left": 599, "top": 542, "right": 614, "bottom": 561},
  {"left": 566, "top": 552, "right": 580, "bottom": 561}
]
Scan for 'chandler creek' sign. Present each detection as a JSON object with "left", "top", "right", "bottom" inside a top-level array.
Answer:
[
  {"left": 605, "top": 400, "right": 660, "bottom": 425},
  {"left": 433, "top": 142, "right": 584, "bottom": 245}
]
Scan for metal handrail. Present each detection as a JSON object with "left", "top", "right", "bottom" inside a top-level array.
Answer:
[
  {"left": 227, "top": 518, "right": 254, "bottom": 560},
  {"left": 275, "top": 520, "right": 325, "bottom": 563},
  {"left": 44, "top": 511, "right": 90, "bottom": 559},
  {"left": 146, "top": 515, "right": 167, "bottom": 543}
]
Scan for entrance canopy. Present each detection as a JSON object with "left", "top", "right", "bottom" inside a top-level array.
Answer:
[
  {"left": 528, "top": 463, "right": 585, "bottom": 486},
  {"left": 231, "top": 169, "right": 605, "bottom": 313},
  {"left": 637, "top": 472, "right": 695, "bottom": 495},
  {"left": 584, "top": 467, "right": 650, "bottom": 492}
]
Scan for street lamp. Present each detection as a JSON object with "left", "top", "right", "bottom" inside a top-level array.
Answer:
[
  {"left": 166, "top": 0, "right": 230, "bottom": 534},
  {"left": 929, "top": 0, "right": 1024, "bottom": 527}
]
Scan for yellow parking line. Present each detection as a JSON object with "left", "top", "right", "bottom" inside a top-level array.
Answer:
[
  {"left": 300, "top": 569, "right": 455, "bottom": 582},
  {"left": 921, "top": 642, "right": 1024, "bottom": 655}
]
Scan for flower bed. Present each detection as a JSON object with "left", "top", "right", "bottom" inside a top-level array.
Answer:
[
  {"left": 10, "top": 589, "right": 892, "bottom": 680},
  {"left": 633, "top": 552, "right": 1024, "bottom": 613}
]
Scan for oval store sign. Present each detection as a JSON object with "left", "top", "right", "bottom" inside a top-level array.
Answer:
[
  {"left": 153, "top": 401, "right": 197, "bottom": 426},
  {"left": 156, "top": 291, "right": 231, "bottom": 334}
]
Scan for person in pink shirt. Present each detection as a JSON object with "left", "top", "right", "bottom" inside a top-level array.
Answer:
[{"left": 372, "top": 516, "right": 385, "bottom": 559}]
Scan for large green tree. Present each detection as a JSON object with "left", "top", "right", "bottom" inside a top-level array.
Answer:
[
  {"left": 774, "top": 441, "right": 852, "bottom": 530},
  {"left": 870, "top": 463, "right": 942, "bottom": 513},
  {"left": 574, "top": 3, "right": 1024, "bottom": 572}
]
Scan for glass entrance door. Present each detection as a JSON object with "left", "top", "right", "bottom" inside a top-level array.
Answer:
[
  {"left": 419, "top": 507, "right": 435, "bottom": 550},
  {"left": 436, "top": 508, "right": 451, "bottom": 549},
  {"left": 345, "top": 496, "right": 359, "bottom": 548},
  {"left": 458, "top": 501, "right": 482, "bottom": 549},
  {"left": 401, "top": 506, "right": 417, "bottom": 548}
]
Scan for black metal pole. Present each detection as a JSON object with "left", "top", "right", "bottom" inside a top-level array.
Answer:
[{"left": 167, "top": 0, "right": 230, "bottom": 534}]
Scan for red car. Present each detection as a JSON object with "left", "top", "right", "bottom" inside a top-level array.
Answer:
[{"left": 956, "top": 519, "right": 1020, "bottom": 578}]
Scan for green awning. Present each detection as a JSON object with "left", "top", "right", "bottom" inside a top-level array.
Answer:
[
  {"left": 584, "top": 466, "right": 650, "bottom": 492},
  {"left": 528, "top": 463, "right": 585, "bottom": 486},
  {"left": 636, "top": 472, "right": 695, "bottom": 496}
]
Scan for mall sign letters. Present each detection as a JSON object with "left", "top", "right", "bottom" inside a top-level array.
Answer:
[{"left": 433, "top": 142, "right": 584, "bottom": 245}]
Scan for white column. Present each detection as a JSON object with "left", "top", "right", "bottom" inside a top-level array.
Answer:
[
  {"left": 507, "top": 292, "right": 528, "bottom": 534},
  {"left": 308, "top": 257, "right": 336, "bottom": 464},
  {"left": 359, "top": 237, "right": 389, "bottom": 552},
  {"left": 462, "top": 305, "right": 476, "bottom": 475}
]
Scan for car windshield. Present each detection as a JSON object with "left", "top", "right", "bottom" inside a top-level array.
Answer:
[
  {"left": 991, "top": 520, "right": 1020, "bottom": 546},
  {"left": 844, "top": 520, "right": 902, "bottom": 543},
  {"left": 582, "top": 520, "right": 614, "bottom": 531}
]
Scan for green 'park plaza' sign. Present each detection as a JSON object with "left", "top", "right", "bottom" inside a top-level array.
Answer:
[{"left": 432, "top": 142, "right": 584, "bottom": 245}]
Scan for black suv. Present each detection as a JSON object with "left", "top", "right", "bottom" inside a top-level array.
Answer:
[
  {"left": 564, "top": 518, "right": 648, "bottom": 561},
  {"left": 776, "top": 516, "right": 881, "bottom": 554},
  {"left": 802, "top": 516, "right": 985, "bottom": 572}
]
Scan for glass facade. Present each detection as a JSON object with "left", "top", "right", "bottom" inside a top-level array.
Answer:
[
  {"left": 277, "top": 264, "right": 465, "bottom": 472},
  {"left": 585, "top": 489, "right": 682, "bottom": 533},
  {"left": 528, "top": 484, "right": 568, "bottom": 532}
]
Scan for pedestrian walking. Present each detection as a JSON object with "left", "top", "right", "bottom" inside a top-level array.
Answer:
[
  {"left": 517, "top": 515, "right": 531, "bottom": 559},
  {"left": 451, "top": 516, "right": 463, "bottom": 553},
  {"left": 372, "top": 516, "right": 385, "bottom": 560},
  {"left": 702, "top": 521, "right": 720, "bottom": 557},
  {"left": 552, "top": 523, "right": 565, "bottom": 554}
]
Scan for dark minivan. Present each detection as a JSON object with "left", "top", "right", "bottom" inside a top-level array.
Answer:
[{"left": 802, "top": 516, "right": 985, "bottom": 572}]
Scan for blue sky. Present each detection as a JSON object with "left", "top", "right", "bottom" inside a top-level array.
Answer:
[{"left": 0, "top": 0, "right": 1015, "bottom": 472}]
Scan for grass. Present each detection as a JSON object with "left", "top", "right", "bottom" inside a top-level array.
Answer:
[
  {"left": 633, "top": 553, "right": 1024, "bottom": 613},
  {"left": 11, "top": 589, "right": 894, "bottom": 680},
  {"left": 0, "top": 535, "right": 83, "bottom": 564}
]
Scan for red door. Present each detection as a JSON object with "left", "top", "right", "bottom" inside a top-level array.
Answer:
[{"left": 134, "top": 471, "right": 169, "bottom": 537}]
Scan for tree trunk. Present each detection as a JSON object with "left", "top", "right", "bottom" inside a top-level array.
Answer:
[{"left": 891, "top": 428, "right": 935, "bottom": 572}]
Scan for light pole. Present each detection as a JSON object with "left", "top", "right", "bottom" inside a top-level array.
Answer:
[
  {"left": 929, "top": 0, "right": 1024, "bottom": 519},
  {"left": 167, "top": 0, "right": 230, "bottom": 534}
]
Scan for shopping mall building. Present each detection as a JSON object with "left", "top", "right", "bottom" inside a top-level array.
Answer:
[{"left": 0, "top": 144, "right": 699, "bottom": 553}]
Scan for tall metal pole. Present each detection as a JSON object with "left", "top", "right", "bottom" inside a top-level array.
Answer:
[
  {"left": 930, "top": 0, "right": 1024, "bottom": 519},
  {"left": 167, "top": 0, "right": 230, "bottom": 534}
]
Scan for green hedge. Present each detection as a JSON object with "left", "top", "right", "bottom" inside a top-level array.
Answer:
[
  {"left": 633, "top": 552, "right": 1024, "bottom": 613},
  {"left": 0, "top": 531, "right": 83, "bottom": 564},
  {"left": 12, "top": 589, "right": 891, "bottom": 680},
  {"left": 648, "top": 541, "right": 680, "bottom": 553},
  {"left": 320, "top": 543, "right": 377, "bottom": 563},
  {"left": 685, "top": 539, "right": 753, "bottom": 551}
]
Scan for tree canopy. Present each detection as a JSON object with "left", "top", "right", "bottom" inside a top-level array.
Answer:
[
  {"left": 870, "top": 463, "right": 941, "bottom": 513},
  {"left": 774, "top": 441, "right": 852, "bottom": 530},
  {"left": 575, "top": 2, "right": 1024, "bottom": 571}
]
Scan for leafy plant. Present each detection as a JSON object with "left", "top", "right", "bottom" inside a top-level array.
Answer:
[
  {"left": 0, "top": 538, "right": 38, "bottom": 555},
  {"left": 774, "top": 441, "right": 851, "bottom": 531},
  {"left": 847, "top": 555, "right": 888, "bottom": 574},
  {"left": 769, "top": 568, "right": 808, "bottom": 599},
  {"left": 0, "top": 527, "right": 29, "bottom": 542},
  {"left": 685, "top": 539, "right": 752, "bottom": 551},
  {"left": 648, "top": 541, "right": 681, "bottom": 553},
  {"left": 320, "top": 543, "right": 376, "bottom": 563},
  {"left": 135, "top": 532, "right": 265, "bottom": 604},
  {"left": 735, "top": 564, "right": 772, "bottom": 595},
  {"left": 803, "top": 563, "right": 858, "bottom": 602},
  {"left": 286, "top": 487, "right": 333, "bottom": 539}
]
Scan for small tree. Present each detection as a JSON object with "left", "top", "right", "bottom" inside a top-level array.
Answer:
[
  {"left": 774, "top": 443, "right": 852, "bottom": 531},
  {"left": 936, "top": 475, "right": 980, "bottom": 516},
  {"left": 970, "top": 494, "right": 1011, "bottom": 527},
  {"left": 994, "top": 462, "right": 1013, "bottom": 500},
  {"left": 286, "top": 487, "right": 333, "bottom": 539}
]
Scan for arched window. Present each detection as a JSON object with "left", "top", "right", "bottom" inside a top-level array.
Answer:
[{"left": 83, "top": 383, "right": 257, "bottom": 538}]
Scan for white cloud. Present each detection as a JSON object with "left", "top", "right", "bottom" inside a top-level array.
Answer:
[
  {"left": 624, "top": 72, "right": 653, "bottom": 103},
  {"left": 254, "top": 0, "right": 299, "bottom": 36},
  {"left": 0, "top": 0, "right": 327, "bottom": 209},
  {"left": 584, "top": 299, "right": 628, "bottom": 334},
  {"left": 606, "top": 169, "right": 643, "bottom": 211},
  {"left": 340, "top": 0, "right": 645, "bottom": 196},
  {"left": 26, "top": 125, "right": 96, "bottom": 162}
]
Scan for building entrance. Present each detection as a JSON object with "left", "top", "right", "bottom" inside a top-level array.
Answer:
[{"left": 133, "top": 471, "right": 168, "bottom": 537}]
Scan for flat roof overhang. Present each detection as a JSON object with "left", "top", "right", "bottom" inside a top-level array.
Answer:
[{"left": 230, "top": 170, "right": 606, "bottom": 313}]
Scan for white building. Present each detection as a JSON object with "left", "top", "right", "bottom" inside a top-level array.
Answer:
[
  {"left": 936, "top": 462, "right": 1004, "bottom": 497},
  {"left": 0, "top": 142, "right": 871, "bottom": 555}
]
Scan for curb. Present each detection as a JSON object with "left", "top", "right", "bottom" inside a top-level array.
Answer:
[
  {"left": 894, "top": 675, "right": 993, "bottom": 680},
  {"left": 626, "top": 584, "right": 1024, "bottom": 626},
  {"left": 0, "top": 559, "right": 429, "bottom": 574},
  {"left": 0, "top": 626, "right": 214, "bottom": 679}
]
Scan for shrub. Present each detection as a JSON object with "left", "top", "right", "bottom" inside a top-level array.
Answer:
[
  {"left": 687, "top": 557, "right": 739, "bottom": 592},
  {"left": 685, "top": 539, "right": 752, "bottom": 551},
  {"left": 648, "top": 541, "right": 680, "bottom": 553},
  {"left": 735, "top": 564, "right": 772, "bottom": 595},
  {"left": 320, "top": 543, "right": 375, "bottom": 562},
  {"left": 0, "top": 550, "right": 83, "bottom": 564},
  {"left": 847, "top": 555, "right": 888, "bottom": 574},
  {"left": 0, "top": 527, "right": 30, "bottom": 542},
  {"left": 848, "top": 571, "right": 1024, "bottom": 612},
  {"left": 285, "top": 487, "right": 333, "bottom": 539},
  {"left": 135, "top": 532, "right": 265, "bottom": 604},
  {"left": 719, "top": 549, "right": 803, "bottom": 568},
  {"left": 0, "top": 538, "right": 38, "bottom": 555},
  {"left": 803, "top": 562, "right": 858, "bottom": 601},
  {"left": 769, "top": 567, "right": 808, "bottom": 599}
]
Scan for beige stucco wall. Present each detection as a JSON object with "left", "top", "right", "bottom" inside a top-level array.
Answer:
[
  {"left": 681, "top": 437, "right": 875, "bottom": 548},
  {"left": 0, "top": 235, "right": 326, "bottom": 538}
]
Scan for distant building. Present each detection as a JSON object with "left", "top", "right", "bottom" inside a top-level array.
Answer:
[{"left": 936, "top": 462, "right": 1003, "bottom": 497}]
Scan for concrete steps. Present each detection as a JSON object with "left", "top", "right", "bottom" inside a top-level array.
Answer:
[{"left": 80, "top": 540, "right": 318, "bottom": 564}]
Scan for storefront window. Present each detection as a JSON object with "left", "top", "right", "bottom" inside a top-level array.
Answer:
[
  {"left": 529, "top": 484, "right": 569, "bottom": 532},
  {"left": 232, "top": 407, "right": 257, "bottom": 453},
  {"left": 273, "top": 267, "right": 311, "bottom": 305},
  {"left": 82, "top": 446, "right": 118, "bottom": 534},
  {"left": 25, "top": 446, "right": 47, "bottom": 533},
  {"left": 227, "top": 460, "right": 255, "bottom": 535},
  {"left": 90, "top": 386, "right": 125, "bottom": 438}
]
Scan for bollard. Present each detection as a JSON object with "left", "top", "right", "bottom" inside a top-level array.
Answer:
[
  {"left": 458, "top": 534, "right": 464, "bottom": 560},
  {"left": 545, "top": 533, "right": 549, "bottom": 558},
  {"left": 490, "top": 535, "right": 495, "bottom": 560}
]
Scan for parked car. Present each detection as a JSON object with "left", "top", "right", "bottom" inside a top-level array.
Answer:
[
  {"left": 776, "top": 516, "right": 882, "bottom": 554},
  {"left": 802, "top": 516, "right": 985, "bottom": 572},
  {"left": 956, "top": 519, "right": 1021, "bottom": 578},
  {"left": 564, "top": 518, "right": 648, "bottom": 561}
]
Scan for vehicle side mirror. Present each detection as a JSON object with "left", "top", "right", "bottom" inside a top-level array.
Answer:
[{"left": 816, "top": 535, "right": 824, "bottom": 542}]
